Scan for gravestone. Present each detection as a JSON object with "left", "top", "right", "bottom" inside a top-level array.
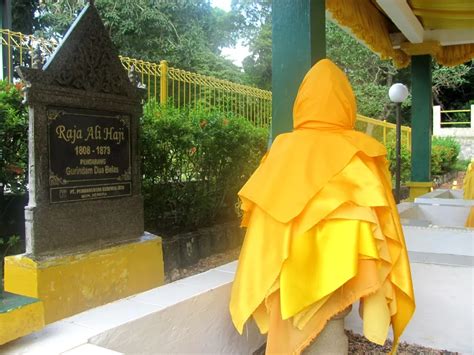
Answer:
[
  {"left": 17, "top": 2, "right": 144, "bottom": 255},
  {"left": 2, "top": 1, "right": 163, "bottom": 329}
]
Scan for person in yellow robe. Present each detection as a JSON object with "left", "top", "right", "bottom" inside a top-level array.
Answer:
[
  {"left": 463, "top": 159, "right": 474, "bottom": 227},
  {"left": 229, "top": 59, "right": 415, "bottom": 354}
]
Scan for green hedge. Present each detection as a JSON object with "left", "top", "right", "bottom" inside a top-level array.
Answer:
[
  {"left": 386, "top": 143, "right": 412, "bottom": 183},
  {"left": 386, "top": 136, "right": 461, "bottom": 182},
  {"left": 141, "top": 100, "right": 268, "bottom": 235},
  {"left": 0, "top": 81, "right": 28, "bottom": 196},
  {"left": 431, "top": 137, "right": 461, "bottom": 176}
]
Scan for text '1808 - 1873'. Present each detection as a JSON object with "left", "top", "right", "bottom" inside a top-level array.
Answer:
[{"left": 48, "top": 108, "right": 132, "bottom": 203}]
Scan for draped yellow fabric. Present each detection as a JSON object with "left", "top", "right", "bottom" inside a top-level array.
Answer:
[
  {"left": 229, "top": 59, "right": 415, "bottom": 354},
  {"left": 464, "top": 161, "right": 474, "bottom": 200},
  {"left": 463, "top": 161, "right": 474, "bottom": 227},
  {"left": 326, "top": 0, "right": 410, "bottom": 68}
]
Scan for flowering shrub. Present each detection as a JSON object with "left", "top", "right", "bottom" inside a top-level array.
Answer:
[{"left": 141, "top": 100, "right": 268, "bottom": 235}]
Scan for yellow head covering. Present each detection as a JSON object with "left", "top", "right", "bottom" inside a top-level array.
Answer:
[
  {"left": 230, "top": 59, "right": 415, "bottom": 354},
  {"left": 293, "top": 59, "right": 356, "bottom": 130}
]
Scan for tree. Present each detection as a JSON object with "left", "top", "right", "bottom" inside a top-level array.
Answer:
[
  {"left": 12, "top": 0, "right": 38, "bottom": 34},
  {"left": 231, "top": 0, "right": 271, "bottom": 89},
  {"left": 12, "top": 0, "right": 243, "bottom": 81}
]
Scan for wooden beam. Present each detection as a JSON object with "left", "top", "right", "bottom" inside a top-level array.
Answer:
[
  {"left": 400, "top": 41, "right": 441, "bottom": 56},
  {"left": 376, "top": 0, "right": 424, "bottom": 43}
]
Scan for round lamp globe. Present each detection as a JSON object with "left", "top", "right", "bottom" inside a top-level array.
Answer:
[{"left": 389, "top": 83, "right": 409, "bottom": 103}]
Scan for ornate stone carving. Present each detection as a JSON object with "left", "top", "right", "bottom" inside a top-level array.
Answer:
[
  {"left": 52, "top": 30, "right": 128, "bottom": 95},
  {"left": 18, "top": 2, "right": 137, "bottom": 98}
]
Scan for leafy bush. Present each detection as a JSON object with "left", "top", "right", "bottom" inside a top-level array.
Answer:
[
  {"left": 386, "top": 136, "right": 461, "bottom": 183},
  {"left": 454, "top": 159, "right": 471, "bottom": 172},
  {"left": 386, "top": 142, "right": 411, "bottom": 183},
  {"left": 431, "top": 137, "right": 461, "bottom": 176},
  {"left": 0, "top": 81, "right": 28, "bottom": 196},
  {"left": 141, "top": 100, "right": 268, "bottom": 235}
]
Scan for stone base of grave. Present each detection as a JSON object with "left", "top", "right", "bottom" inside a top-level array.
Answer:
[
  {"left": 4, "top": 233, "right": 164, "bottom": 325},
  {"left": 303, "top": 306, "right": 352, "bottom": 355},
  {"left": 406, "top": 181, "right": 433, "bottom": 201},
  {"left": 0, "top": 292, "right": 44, "bottom": 345}
]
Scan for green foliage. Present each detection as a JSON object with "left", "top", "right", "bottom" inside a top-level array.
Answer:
[
  {"left": 242, "top": 21, "right": 272, "bottom": 90},
  {"left": 231, "top": 0, "right": 272, "bottom": 89},
  {"left": 0, "top": 235, "right": 20, "bottom": 256},
  {"left": 20, "top": 0, "right": 242, "bottom": 81},
  {"left": 432, "top": 62, "right": 472, "bottom": 105},
  {"left": 386, "top": 143, "right": 411, "bottom": 184},
  {"left": 454, "top": 159, "right": 471, "bottom": 172},
  {"left": 0, "top": 81, "right": 28, "bottom": 196},
  {"left": 141, "top": 100, "right": 267, "bottom": 235},
  {"left": 431, "top": 137, "right": 461, "bottom": 176},
  {"left": 0, "top": 235, "right": 21, "bottom": 290},
  {"left": 12, "top": 0, "right": 39, "bottom": 34},
  {"left": 385, "top": 136, "right": 461, "bottom": 182}
]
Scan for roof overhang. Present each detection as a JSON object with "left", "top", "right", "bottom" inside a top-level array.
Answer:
[{"left": 326, "top": 0, "right": 474, "bottom": 67}]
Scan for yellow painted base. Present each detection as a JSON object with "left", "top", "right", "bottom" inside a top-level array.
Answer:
[
  {"left": 4, "top": 235, "right": 164, "bottom": 324},
  {"left": 0, "top": 294, "right": 44, "bottom": 345},
  {"left": 406, "top": 181, "right": 433, "bottom": 202}
]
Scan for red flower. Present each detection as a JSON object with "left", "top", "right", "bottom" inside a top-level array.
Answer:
[
  {"left": 199, "top": 119, "right": 208, "bottom": 128},
  {"left": 189, "top": 147, "right": 197, "bottom": 156},
  {"left": 14, "top": 82, "right": 24, "bottom": 91},
  {"left": 6, "top": 164, "right": 24, "bottom": 175}
]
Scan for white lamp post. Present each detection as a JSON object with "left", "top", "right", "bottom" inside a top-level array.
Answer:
[{"left": 389, "top": 83, "right": 409, "bottom": 204}]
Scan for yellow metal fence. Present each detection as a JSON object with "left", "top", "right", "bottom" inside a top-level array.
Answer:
[
  {"left": 356, "top": 114, "right": 411, "bottom": 150},
  {"left": 1, "top": 29, "right": 410, "bottom": 148},
  {"left": 440, "top": 109, "right": 471, "bottom": 127},
  {"left": 120, "top": 56, "right": 272, "bottom": 128}
]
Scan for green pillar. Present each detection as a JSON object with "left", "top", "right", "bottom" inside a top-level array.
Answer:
[
  {"left": 271, "top": 0, "right": 326, "bottom": 140},
  {"left": 408, "top": 55, "right": 432, "bottom": 199},
  {"left": 411, "top": 55, "right": 432, "bottom": 181}
]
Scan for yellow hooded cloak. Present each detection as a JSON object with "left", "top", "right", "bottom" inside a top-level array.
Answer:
[{"left": 229, "top": 59, "right": 415, "bottom": 354}]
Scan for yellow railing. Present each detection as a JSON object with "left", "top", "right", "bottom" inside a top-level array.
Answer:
[
  {"left": 120, "top": 56, "right": 272, "bottom": 127},
  {"left": 1, "top": 29, "right": 411, "bottom": 149},
  {"left": 440, "top": 108, "right": 471, "bottom": 127},
  {"left": 356, "top": 114, "right": 412, "bottom": 150}
]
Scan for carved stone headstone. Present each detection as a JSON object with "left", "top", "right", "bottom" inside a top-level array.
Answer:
[{"left": 17, "top": 3, "right": 144, "bottom": 255}]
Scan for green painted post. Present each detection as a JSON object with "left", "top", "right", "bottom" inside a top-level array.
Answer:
[
  {"left": 272, "top": 0, "right": 326, "bottom": 140},
  {"left": 410, "top": 55, "right": 432, "bottom": 182}
]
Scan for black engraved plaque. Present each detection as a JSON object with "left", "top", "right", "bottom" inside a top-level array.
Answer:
[{"left": 48, "top": 107, "right": 132, "bottom": 203}]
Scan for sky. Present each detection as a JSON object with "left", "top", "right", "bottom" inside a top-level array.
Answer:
[{"left": 210, "top": 0, "right": 250, "bottom": 67}]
